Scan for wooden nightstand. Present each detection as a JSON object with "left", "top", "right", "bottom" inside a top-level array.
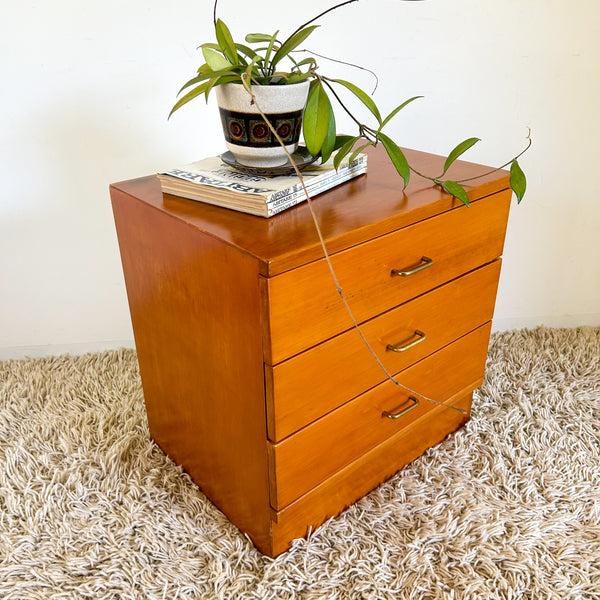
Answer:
[{"left": 110, "top": 145, "right": 511, "bottom": 557}]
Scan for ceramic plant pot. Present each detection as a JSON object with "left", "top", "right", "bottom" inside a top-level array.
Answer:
[{"left": 215, "top": 81, "right": 310, "bottom": 168}]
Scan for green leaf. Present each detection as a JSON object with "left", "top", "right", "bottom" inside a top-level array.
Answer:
[
  {"left": 291, "top": 57, "right": 317, "bottom": 70},
  {"left": 177, "top": 67, "right": 236, "bottom": 95},
  {"left": 212, "top": 75, "right": 241, "bottom": 89},
  {"left": 271, "top": 25, "right": 319, "bottom": 68},
  {"left": 203, "top": 77, "right": 219, "bottom": 102},
  {"left": 442, "top": 137, "right": 481, "bottom": 176},
  {"left": 333, "top": 136, "right": 360, "bottom": 170},
  {"left": 319, "top": 104, "right": 337, "bottom": 164},
  {"left": 333, "top": 135, "right": 355, "bottom": 152},
  {"left": 169, "top": 80, "right": 213, "bottom": 118},
  {"left": 348, "top": 142, "right": 372, "bottom": 166},
  {"left": 286, "top": 72, "right": 313, "bottom": 84},
  {"left": 243, "top": 60, "right": 260, "bottom": 90},
  {"left": 200, "top": 43, "right": 221, "bottom": 52},
  {"left": 441, "top": 180, "right": 470, "bottom": 206},
  {"left": 259, "top": 31, "right": 279, "bottom": 75},
  {"left": 510, "top": 159, "right": 527, "bottom": 203},
  {"left": 379, "top": 96, "right": 423, "bottom": 130},
  {"left": 332, "top": 79, "right": 381, "bottom": 125},
  {"left": 178, "top": 74, "right": 208, "bottom": 96},
  {"left": 246, "top": 59, "right": 263, "bottom": 80},
  {"left": 302, "top": 81, "right": 332, "bottom": 157},
  {"left": 215, "top": 19, "right": 239, "bottom": 65},
  {"left": 378, "top": 132, "right": 410, "bottom": 189},
  {"left": 245, "top": 33, "right": 275, "bottom": 43},
  {"left": 235, "top": 54, "right": 248, "bottom": 69},
  {"left": 235, "top": 43, "right": 260, "bottom": 61},
  {"left": 202, "top": 47, "right": 232, "bottom": 71}
]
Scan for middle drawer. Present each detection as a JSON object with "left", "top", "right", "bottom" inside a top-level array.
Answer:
[{"left": 266, "top": 260, "right": 501, "bottom": 442}]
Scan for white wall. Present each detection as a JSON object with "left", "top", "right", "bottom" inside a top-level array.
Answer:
[{"left": 1, "top": 0, "right": 599, "bottom": 359}]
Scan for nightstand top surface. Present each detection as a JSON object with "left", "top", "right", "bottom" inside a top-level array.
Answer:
[{"left": 111, "top": 146, "right": 510, "bottom": 276}]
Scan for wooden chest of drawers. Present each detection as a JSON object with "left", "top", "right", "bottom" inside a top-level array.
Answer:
[{"left": 110, "top": 146, "right": 511, "bottom": 557}]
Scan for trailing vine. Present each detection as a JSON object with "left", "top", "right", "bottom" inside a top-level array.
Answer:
[{"left": 168, "top": 0, "right": 531, "bottom": 413}]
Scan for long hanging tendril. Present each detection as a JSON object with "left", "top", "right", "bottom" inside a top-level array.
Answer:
[{"left": 240, "top": 74, "right": 468, "bottom": 416}]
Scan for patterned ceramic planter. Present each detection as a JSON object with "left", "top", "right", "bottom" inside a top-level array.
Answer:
[{"left": 215, "top": 81, "right": 310, "bottom": 168}]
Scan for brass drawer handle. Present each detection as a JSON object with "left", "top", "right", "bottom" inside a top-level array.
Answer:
[
  {"left": 386, "top": 330, "right": 426, "bottom": 353},
  {"left": 391, "top": 256, "right": 433, "bottom": 277},
  {"left": 382, "top": 396, "right": 420, "bottom": 419}
]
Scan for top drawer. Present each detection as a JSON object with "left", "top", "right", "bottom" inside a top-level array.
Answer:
[{"left": 261, "top": 189, "right": 511, "bottom": 364}]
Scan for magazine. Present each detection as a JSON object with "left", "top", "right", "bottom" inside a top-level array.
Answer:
[{"left": 157, "top": 152, "right": 367, "bottom": 217}]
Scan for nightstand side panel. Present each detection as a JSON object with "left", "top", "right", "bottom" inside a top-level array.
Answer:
[{"left": 111, "top": 188, "right": 272, "bottom": 554}]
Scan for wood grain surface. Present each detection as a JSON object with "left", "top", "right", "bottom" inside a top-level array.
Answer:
[{"left": 111, "top": 187, "right": 272, "bottom": 554}]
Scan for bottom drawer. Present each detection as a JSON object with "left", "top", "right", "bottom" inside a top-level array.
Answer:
[
  {"left": 268, "top": 322, "right": 491, "bottom": 510},
  {"left": 270, "top": 390, "right": 474, "bottom": 557}
]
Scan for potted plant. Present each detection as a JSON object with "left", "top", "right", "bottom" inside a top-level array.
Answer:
[{"left": 169, "top": 0, "right": 529, "bottom": 205}]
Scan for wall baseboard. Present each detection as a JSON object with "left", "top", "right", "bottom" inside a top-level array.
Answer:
[
  {"left": 0, "top": 340, "right": 136, "bottom": 361},
  {"left": 492, "top": 313, "right": 600, "bottom": 333},
  {"left": 1, "top": 314, "right": 599, "bottom": 361}
]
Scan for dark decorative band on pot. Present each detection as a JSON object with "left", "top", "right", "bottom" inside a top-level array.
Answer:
[{"left": 218, "top": 109, "right": 303, "bottom": 147}]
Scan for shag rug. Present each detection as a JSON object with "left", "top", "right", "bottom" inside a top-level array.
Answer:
[{"left": 1, "top": 327, "right": 599, "bottom": 599}]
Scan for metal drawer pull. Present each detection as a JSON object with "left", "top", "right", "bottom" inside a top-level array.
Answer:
[
  {"left": 391, "top": 256, "right": 433, "bottom": 277},
  {"left": 386, "top": 330, "right": 426, "bottom": 353},
  {"left": 382, "top": 396, "right": 420, "bottom": 419}
]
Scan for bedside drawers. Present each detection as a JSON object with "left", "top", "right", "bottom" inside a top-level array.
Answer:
[{"left": 111, "top": 145, "right": 512, "bottom": 557}]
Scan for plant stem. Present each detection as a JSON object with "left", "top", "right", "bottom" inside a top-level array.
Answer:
[
  {"left": 213, "top": 0, "right": 218, "bottom": 26},
  {"left": 409, "top": 165, "right": 434, "bottom": 181},
  {"left": 454, "top": 137, "right": 532, "bottom": 184},
  {"left": 408, "top": 135, "right": 532, "bottom": 186},
  {"left": 300, "top": 49, "right": 379, "bottom": 94},
  {"left": 286, "top": 0, "right": 359, "bottom": 41}
]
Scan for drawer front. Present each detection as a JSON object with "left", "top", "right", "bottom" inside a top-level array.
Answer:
[
  {"left": 261, "top": 189, "right": 510, "bottom": 364},
  {"left": 268, "top": 322, "right": 491, "bottom": 509},
  {"left": 266, "top": 260, "right": 501, "bottom": 442}
]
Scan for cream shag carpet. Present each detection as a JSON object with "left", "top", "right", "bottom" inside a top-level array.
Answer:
[{"left": 1, "top": 327, "right": 599, "bottom": 599}]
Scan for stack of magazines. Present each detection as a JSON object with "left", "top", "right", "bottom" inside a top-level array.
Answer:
[{"left": 157, "top": 152, "right": 367, "bottom": 218}]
